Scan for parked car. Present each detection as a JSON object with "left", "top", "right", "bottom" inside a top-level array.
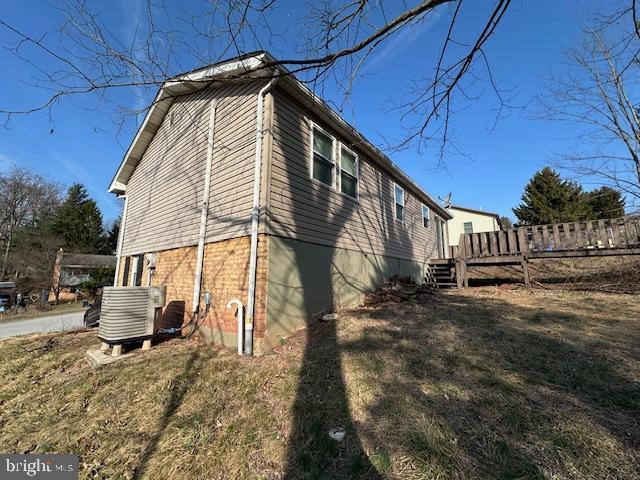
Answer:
[{"left": 83, "top": 295, "right": 101, "bottom": 328}]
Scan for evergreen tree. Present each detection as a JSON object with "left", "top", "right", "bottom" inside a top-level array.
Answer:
[
  {"left": 584, "top": 186, "right": 625, "bottom": 220},
  {"left": 513, "top": 167, "right": 588, "bottom": 225},
  {"left": 103, "top": 216, "right": 120, "bottom": 254},
  {"left": 52, "top": 184, "right": 105, "bottom": 253}
]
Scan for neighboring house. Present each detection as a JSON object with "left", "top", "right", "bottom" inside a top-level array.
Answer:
[
  {"left": 109, "top": 51, "right": 452, "bottom": 353},
  {"left": 446, "top": 204, "right": 501, "bottom": 247},
  {"left": 50, "top": 249, "right": 116, "bottom": 301}
]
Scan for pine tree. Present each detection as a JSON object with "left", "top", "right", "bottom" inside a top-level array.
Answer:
[
  {"left": 104, "top": 216, "right": 120, "bottom": 254},
  {"left": 584, "top": 186, "right": 625, "bottom": 220},
  {"left": 51, "top": 184, "right": 105, "bottom": 253},
  {"left": 513, "top": 167, "right": 588, "bottom": 225}
]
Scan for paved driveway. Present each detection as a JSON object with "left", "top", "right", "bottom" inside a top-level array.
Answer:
[{"left": 0, "top": 310, "right": 85, "bottom": 339}]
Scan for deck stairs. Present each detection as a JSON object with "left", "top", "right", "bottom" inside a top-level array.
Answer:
[{"left": 426, "top": 259, "right": 456, "bottom": 289}]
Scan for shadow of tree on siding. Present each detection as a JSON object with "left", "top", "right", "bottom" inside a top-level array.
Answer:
[{"left": 273, "top": 87, "right": 427, "bottom": 479}]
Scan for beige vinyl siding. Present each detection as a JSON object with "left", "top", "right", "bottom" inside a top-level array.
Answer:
[
  {"left": 268, "top": 88, "right": 441, "bottom": 263},
  {"left": 121, "top": 80, "right": 262, "bottom": 256}
]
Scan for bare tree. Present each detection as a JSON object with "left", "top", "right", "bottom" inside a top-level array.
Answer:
[
  {"left": 540, "top": 3, "right": 640, "bottom": 206},
  {"left": 0, "top": 0, "right": 512, "bottom": 157},
  {"left": 0, "top": 167, "right": 61, "bottom": 279}
]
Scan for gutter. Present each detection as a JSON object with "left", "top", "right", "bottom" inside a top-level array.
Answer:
[
  {"left": 113, "top": 195, "right": 129, "bottom": 286},
  {"left": 192, "top": 100, "right": 218, "bottom": 313},
  {"left": 245, "top": 76, "right": 278, "bottom": 356}
]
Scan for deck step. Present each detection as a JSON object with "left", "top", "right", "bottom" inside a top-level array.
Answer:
[{"left": 426, "top": 260, "right": 457, "bottom": 289}]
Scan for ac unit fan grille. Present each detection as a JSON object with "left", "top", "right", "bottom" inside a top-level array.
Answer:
[{"left": 99, "top": 287, "right": 158, "bottom": 343}]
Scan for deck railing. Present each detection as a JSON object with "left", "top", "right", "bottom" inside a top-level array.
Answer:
[{"left": 457, "top": 216, "right": 640, "bottom": 260}]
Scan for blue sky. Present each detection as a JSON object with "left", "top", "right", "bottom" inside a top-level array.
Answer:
[{"left": 0, "top": 0, "right": 607, "bottom": 221}]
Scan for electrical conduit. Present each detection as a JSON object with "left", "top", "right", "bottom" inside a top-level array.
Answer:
[
  {"left": 113, "top": 195, "right": 129, "bottom": 286},
  {"left": 192, "top": 100, "right": 218, "bottom": 314}
]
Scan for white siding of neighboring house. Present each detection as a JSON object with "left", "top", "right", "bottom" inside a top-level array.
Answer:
[{"left": 447, "top": 207, "right": 500, "bottom": 246}]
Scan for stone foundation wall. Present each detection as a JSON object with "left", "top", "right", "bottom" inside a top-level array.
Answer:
[{"left": 117, "top": 235, "right": 268, "bottom": 351}]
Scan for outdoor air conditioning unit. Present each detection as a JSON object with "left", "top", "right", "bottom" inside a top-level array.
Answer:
[{"left": 98, "top": 286, "right": 166, "bottom": 344}]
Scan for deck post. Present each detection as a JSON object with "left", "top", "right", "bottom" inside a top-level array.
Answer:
[
  {"left": 456, "top": 235, "right": 469, "bottom": 290},
  {"left": 521, "top": 257, "right": 531, "bottom": 288},
  {"left": 463, "top": 262, "right": 469, "bottom": 288},
  {"left": 456, "top": 259, "right": 463, "bottom": 290}
]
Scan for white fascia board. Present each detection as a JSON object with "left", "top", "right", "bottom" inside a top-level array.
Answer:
[
  {"left": 171, "top": 54, "right": 267, "bottom": 84},
  {"left": 108, "top": 86, "right": 166, "bottom": 193}
]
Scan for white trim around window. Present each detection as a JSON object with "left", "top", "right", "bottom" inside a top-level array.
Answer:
[
  {"left": 338, "top": 144, "right": 359, "bottom": 200},
  {"left": 421, "top": 204, "right": 430, "bottom": 228},
  {"left": 309, "top": 122, "right": 336, "bottom": 188},
  {"left": 394, "top": 183, "right": 405, "bottom": 222}
]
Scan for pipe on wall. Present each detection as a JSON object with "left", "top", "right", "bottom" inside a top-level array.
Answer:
[
  {"left": 245, "top": 76, "right": 278, "bottom": 356},
  {"left": 227, "top": 299, "right": 244, "bottom": 355},
  {"left": 192, "top": 99, "right": 218, "bottom": 313},
  {"left": 113, "top": 194, "right": 129, "bottom": 287}
]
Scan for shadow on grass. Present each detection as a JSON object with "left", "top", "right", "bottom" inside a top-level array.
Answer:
[
  {"left": 340, "top": 292, "right": 639, "bottom": 478},
  {"left": 131, "top": 350, "right": 204, "bottom": 479}
]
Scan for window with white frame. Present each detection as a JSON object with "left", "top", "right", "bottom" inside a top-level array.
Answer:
[
  {"left": 422, "top": 204, "right": 430, "bottom": 227},
  {"left": 132, "top": 254, "right": 144, "bottom": 287},
  {"left": 464, "top": 221, "right": 473, "bottom": 234},
  {"left": 340, "top": 146, "right": 358, "bottom": 198},
  {"left": 394, "top": 184, "right": 405, "bottom": 221},
  {"left": 311, "top": 126, "right": 335, "bottom": 187}
]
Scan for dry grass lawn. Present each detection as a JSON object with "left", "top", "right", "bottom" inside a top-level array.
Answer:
[{"left": 0, "top": 287, "right": 638, "bottom": 479}]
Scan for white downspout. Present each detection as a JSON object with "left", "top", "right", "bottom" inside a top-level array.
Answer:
[
  {"left": 192, "top": 100, "right": 218, "bottom": 313},
  {"left": 245, "top": 77, "right": 278, "bottom": 356},
  {"left": 113, "top": 195, "right": 129, "bottom": 286}
]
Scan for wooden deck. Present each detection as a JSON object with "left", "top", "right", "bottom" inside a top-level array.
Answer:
[{"left": 452, "top": 216, "right": 640, "bottom": 289}]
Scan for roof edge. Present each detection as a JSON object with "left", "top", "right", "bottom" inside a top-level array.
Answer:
[
  {"left": 108, "top": 51, "right": 451, "bottom": 220},
  {"left": 447, "top": 204, "right": 501, "bottom": 220},
  {"left": 108, "top": 52, "right": 272, "bottom": 194}
]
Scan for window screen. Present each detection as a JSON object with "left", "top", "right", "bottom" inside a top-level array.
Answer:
[
  {"left": 340, "top": 147, "right": 358, "bottom": 198},
  {"left": 312, "top": 127, "right": 334, "bottom": 186},
  {"left": 394, "top": 184, "right": 405, "bottom": 221}
]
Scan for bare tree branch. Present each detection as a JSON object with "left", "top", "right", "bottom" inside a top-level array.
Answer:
[
  {"left": 0, "top": 0, "right": 514, "bottom": 160},
  {"left": 539, "top": 3, "right": 640, "bottom": 207}
]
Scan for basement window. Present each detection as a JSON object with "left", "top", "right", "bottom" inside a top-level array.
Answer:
[
  {"left": 394, "top": 184, "right": 405, "bottom": 221},
  {"left": 132, "top": 255, "right": 144, "bottom": 287},
  {"left": 311, "top": 125, "right": 335, "bottom": 187},
  {"left": 339, "top": 145, "right": 358, "bottom": 199},
  {"left": 422, "top": 204, "right": 430, "bottom": 227}
]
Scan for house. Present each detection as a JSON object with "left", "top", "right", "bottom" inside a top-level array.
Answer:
[
  {"left": 50, "top": 249, "right": 116, "bottom": 302},
  {"left": 109, "top": 51, "right": 452, "bottom": 353},
  {"left": 446, "top": 204, "right": 501, "bottom": 247}
]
